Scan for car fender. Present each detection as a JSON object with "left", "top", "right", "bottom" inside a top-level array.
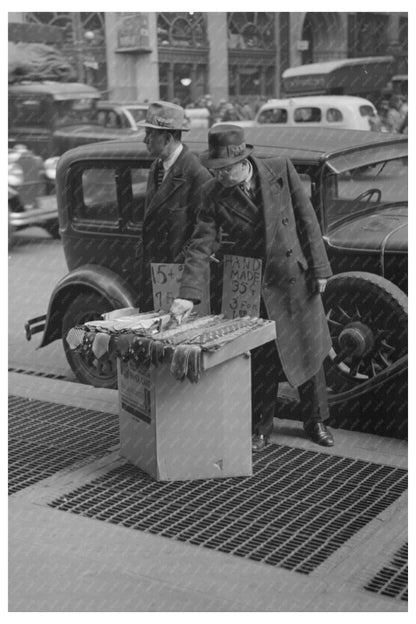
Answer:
[{"left": 40, "top": 264, "right": 138, "bottom": 347}]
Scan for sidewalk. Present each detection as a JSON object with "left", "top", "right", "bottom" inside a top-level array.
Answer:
[{"left": 8, "top": 371, "right": 408, "bottom": 612}]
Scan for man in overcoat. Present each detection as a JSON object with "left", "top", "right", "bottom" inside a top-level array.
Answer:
[
  {"left": 139, "top": 101, "right": 211, "bottom": 311},
  {"left": 170, "top": 124, "right": 335, "bottom": 449}
]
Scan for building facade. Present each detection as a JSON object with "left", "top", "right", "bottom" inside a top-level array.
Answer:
[{"left": 9, "top": 12, "right": 408, "bottom": 105}]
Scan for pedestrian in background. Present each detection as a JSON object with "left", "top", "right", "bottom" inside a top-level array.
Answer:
[
  {"left": 386, "top": 95, "right": 403, "bottom": 133},
  {"left": 138, "top": 101, "right": 212, "bottom": 311}
]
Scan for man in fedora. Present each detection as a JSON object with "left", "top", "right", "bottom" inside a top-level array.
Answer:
[
  {"left": 138, "top": 100, "right": 211, "bottom": 311},
  {"left": 170, "top": 124, "right": 334, "bottom": 450}
]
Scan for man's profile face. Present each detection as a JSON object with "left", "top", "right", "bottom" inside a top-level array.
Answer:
[
  {"left": 144, "top": 128, "right": 168, "bottom": 157},
  {"left": 213, "top": 160, "right": 247, "bottom": 187}
]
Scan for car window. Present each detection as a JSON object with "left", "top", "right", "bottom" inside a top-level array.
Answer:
[
  {"left": 359, "top": 105, "right": 375, "bottom": 117},
  {"left": 9, "top": 95, "right": 49, "bottom": 128},
  {"left": 127, "top": 108, "right": 147, "bottom": 123},
  {"left": 324, "top": 158, "right": 408, "bottom": 228},
  {"left": 326, "top": 108, "right": 343, "bottom": 122},
  {"left": 294, "top": 107, "right": 321, "bottom": 123},
  {"left": 257, "top": 108, "right": 288, "bottom": 124},
  {"left": 124, "top": 167, "right": 149, "bottom": 224},
  {"left": 55, "top": 99, "right": 97, "bottom": 127},
  {"left": 75, "top": 168, "right": 119, "bottom": 223}
]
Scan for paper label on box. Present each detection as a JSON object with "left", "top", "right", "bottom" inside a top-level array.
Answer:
[
  {"left": 119, "top": 360, "right": 152, "bottom": 425},
  {"left": 221, "top": 255, "right": 262, "bottom": 319}
]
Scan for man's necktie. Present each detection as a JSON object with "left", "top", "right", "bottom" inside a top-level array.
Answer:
[
  {"left": 239, "top": 183, "right": 255, "bottom": 201},
  {"left": 155, "top": 160, "right": 165, "bottom": 189}
]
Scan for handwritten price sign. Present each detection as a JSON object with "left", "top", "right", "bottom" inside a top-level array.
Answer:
[
  {"left": 221, "top": 255, "right": 262, "bottom": 319},
  {"left": 151, "top": 263, "right": 210, "bottom": 314}
]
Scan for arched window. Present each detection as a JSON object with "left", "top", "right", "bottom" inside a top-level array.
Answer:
[
  {"left": 227, "top": 12, "right": 275, "bottom": 49},
  {"left": 157, "top": 13, "right": 208, "bottom": 107},
  {"left": 157, "top": 13, "right": 207, "bottom": 48}
]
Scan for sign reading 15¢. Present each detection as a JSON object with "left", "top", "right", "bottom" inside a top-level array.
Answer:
[
  {"left": 151, "top": 263, "right": 184, "bottom": 312},
  {"left": 150, "top": 263, "right": 210, "bottom": 314},
  {"left": 221, "top": 255, "right": 262, "bottom": 319}
]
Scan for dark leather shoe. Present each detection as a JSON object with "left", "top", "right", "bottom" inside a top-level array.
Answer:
[
  {"left": 304, "top": 422, "right": 334, "bottom": 447},
  {"left": 252, "top": 434, "right": 269, "bottom": 452}
]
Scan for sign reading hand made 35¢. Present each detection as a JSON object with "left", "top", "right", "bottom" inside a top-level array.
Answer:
[{"left": 221, "top": 255, "right": 262, "bottom": 319}]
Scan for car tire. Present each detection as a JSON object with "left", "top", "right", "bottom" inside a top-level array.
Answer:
[
  {"left": 62, "top": 292, "right": 119, "bottom": 388},
  {"left": 322, "top": 271, "right": 407, "bottom": 395}
]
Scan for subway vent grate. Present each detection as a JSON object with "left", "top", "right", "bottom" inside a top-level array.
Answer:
[
  {"left": 49, "top": 444, "right": 407, "bottom": 574},
  {"left": 8, "top": 395, "right": 119, "bottom": 495},
  {"left": 364, "top": 542, "right": 408, "bottom": 601},
  {"left": 8, "top": 367, "right": 75, "bottom": 382}
]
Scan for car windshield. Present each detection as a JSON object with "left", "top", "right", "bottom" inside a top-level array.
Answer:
[
  {"left": 324, "top": 157, "right": 408, "bottom": 228},
  {"left": 54, "top": 99, "right": 98, "bottom": 127},
  {"left": 126, "top": 107, "right": 147, "bottom": 123}
]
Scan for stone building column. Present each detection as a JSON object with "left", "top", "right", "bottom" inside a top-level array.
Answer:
[
  {"left": 105, "top": 12, "right": 159, "bottom": 102},
  {"left": 274, "top": 13, "right": 282, "bottom": 97},
  {"left": 206, "top": 13, "right": 228, "bottom": 105},
  {"left": 288, "top": 13, "right": 306, "bottom": 68}
]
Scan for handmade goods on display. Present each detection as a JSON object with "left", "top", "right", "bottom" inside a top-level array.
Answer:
[{"left": 65, "top": 310, "right": 272, "bottom": 383}]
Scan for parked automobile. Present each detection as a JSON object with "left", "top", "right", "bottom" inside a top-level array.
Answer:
[
  {"left": 95, "top": 100, "right": 211, "bottom": 130},
  {"left": 234, "top": 96, "right": 379, "bottom": 131},
  {"left": 8, "top": 144, "right": 58, "bottom": 245},
  {"left": 281, "top": 56, "right": 395, "bottom": 105},
  {"left": 94, "top": 101, "right": 148, "bottom": 131},
  {"left": 25, "top": 127, "right": 407, "bottom": 435},
  {"left": 8, "top": 81, "right": 143, "bottom": 161}
]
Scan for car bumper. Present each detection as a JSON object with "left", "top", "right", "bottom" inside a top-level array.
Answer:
[{"left": 9, "top": 195, "right": 58, "bottom": 227}]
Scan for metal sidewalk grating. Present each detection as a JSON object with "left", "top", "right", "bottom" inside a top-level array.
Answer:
[
  {"left": 8, "top": 396, "right": 119, "bottom": 495},
  {"left": 8, "top": 367, "right": 75, "bottom": 382},
  {"left": 48, "top": 444, "right": 407, "bottom": 574},
  {"left": 364, "top": 542, "right": 408, "bottom": 601}
]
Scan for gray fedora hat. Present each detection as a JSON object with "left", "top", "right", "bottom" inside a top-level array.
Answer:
[
  {"left": 200, "top": 124, "right": 253, "bottom": 169},
  {"left": 138, "top": 100, "right": 190, "bottom": 131}
]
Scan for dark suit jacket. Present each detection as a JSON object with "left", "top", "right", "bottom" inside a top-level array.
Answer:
[
  {"left": 140, "top": 144, "right": 211, "bottom": 310},
  {"left": 179, "top": 155, "right": 333, "bottom": 387}
]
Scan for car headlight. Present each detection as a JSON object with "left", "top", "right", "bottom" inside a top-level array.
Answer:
[
  {"left": 8, "top": 162, "right": 24, "bottom": 187},
  {"left": 44, "top": 156, "right": 60, "bottom": 181}
]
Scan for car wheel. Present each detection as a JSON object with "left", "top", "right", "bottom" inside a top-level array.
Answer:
[
  {"left": 44, "top": 219, "right": 60, "bottom": 239},
  {"left": 62, "top": 292, "right": 118, "bottom": 388},
  {"left": 322, "top": 272, "right": 407, "bottom": 395}
]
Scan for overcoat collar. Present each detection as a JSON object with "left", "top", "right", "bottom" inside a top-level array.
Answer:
[
  {"left": 251, "top": 156, "right": 284, "bottom": 256},
  {"left": 145, "top": 144, "right": 189, "bottom": 218}
]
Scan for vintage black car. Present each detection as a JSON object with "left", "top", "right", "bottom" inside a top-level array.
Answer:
[
  {"left": 25, "top": 127, "right": 408, "bottom": 436},
  {"left": 8, "top": 81, "right": 143, "bottom": 161}
]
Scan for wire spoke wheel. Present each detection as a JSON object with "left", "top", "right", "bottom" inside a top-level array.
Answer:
[
  {"left": 322, "top": 272, "right": 407, "bottom": 395},
  {"left": 62, "top": 292, "right": 118, "bottom": 388}
]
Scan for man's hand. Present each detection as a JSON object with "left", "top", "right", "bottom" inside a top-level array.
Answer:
[
  {"left": 170, "top": 298, "right": 194, "bottom": 324},
  {"left": 315, "top": 278, "right": 327, "bottom": 294}
]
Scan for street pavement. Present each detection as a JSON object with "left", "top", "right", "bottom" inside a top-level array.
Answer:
[{"left": 8, "top": 371, "right": 408, "bottom": 613}]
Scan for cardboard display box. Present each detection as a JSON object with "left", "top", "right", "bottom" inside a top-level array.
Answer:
[{"left": 118, "top": 321, "right": 276, "bottom": 481}]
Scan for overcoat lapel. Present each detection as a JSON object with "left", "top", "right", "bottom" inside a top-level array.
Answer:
[
  {"left": 144, "top": 150, "right": 187, "bottom": 220},
  {"left": 214, "top": 183, "right": 258, "bottom": 225},
  {"left": 253, "top": 156, "right": 284, "bottom": 259}
]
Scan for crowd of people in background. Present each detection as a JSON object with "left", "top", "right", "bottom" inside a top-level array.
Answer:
[
  {"left": 182, "top": 94, "right": 264, "bottom": 126},
  {"left": 372, "top": 94, "right": 408, "bottom": 134}
]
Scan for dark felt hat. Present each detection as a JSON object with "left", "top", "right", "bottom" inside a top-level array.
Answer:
[
  {"left": 138, "top": 100, "right": 190, "bottom": 131},
  {"left": 200, "top": 124, "right": 253, "bottom": 169}
]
